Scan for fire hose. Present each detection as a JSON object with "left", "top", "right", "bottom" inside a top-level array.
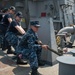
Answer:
[
  {"left": 38, "top": 42, "right": 62, "bottom": 56},
  {"left": 47, "top": 46, "right": 62, "bottom": 56}
]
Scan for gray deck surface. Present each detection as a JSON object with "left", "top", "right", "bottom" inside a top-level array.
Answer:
[{"left": 0, "top": 47, "right": 74, "bottom": 75}]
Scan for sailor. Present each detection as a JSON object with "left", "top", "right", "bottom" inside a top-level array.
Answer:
[
  {"left": 1, "top": 6, "right": 16, "bottom": 53},
  {"left": 0, "top": 8, "right": 8, "bottom": 30},
  {"left": 2, "top": 6, "right": 15, "bottom": 34},
  {"left": 17, "top": 21, "right": 48, "bottom": 75},
  {"left": 5, "top": 11, "right": 27, "bottom": 64},
  {"left": 0, "top": 8, "right": 7, "bottom": 22}
]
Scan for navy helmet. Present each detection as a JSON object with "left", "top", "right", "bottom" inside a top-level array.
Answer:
[
  {"left": 30, "top": 21, "right": 40, "bottom": 27},
  {"left": 9, "top": 6, "right": 16, "bottom": 11},
  {"left": 16, "top": 11, "right": 23, "bottom": 18},
  {"left": 2, "top": 8, "right": 8, "bottom": 13}
]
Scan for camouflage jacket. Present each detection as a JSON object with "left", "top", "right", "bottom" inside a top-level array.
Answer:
[{"left": 19, "top": 28, "right": 42, "bottom": 51}]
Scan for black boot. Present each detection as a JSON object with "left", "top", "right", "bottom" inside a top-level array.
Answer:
[
  {"left": 38, "top": 60, "right": 45, "bottom": 66},
  {"left": 31, "top": 68, "right": 41, "bottom": 75},
  {"left": 7, "top": 49, "right": 15, "bottom": 54},
  {"left": 7, "top": 45, "right": 14, "bottom": 54},
  {"left": 16, "top": 57, "right": 27, "bottom": 65},
  {"left": 31, "top": 69, "right": 37, "bottom": 75}
]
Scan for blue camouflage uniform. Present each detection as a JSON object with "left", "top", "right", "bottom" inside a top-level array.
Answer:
[
  {"left": 5, "top": 12, "right": 23, "bottom": 52},
  {"left": 5, "top": 20, "right": 21, "bottom": 52},
  {"left": 1, "top": 13, "right": 13, "bottom": 50},
  {"left": 17, "top": 28, "right": 42, "bottom": 69}
]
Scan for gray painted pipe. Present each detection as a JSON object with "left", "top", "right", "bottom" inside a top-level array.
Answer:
[{"left": 58, "top": 26, "right": 75, "bottom": 34}]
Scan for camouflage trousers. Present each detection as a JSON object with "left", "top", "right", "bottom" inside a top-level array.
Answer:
[
  {"left": 5, "top": 32, "right": 19, "bottom": 52},
  {"left": 18, "top": 47, "right": 42, "bottom": 69}
]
